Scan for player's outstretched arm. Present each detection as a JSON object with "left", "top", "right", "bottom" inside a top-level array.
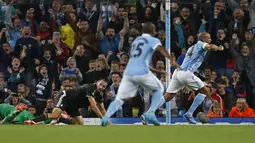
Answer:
[
  {"left": 99, "top": 103, "right": 106, "bottom": 115},
  {"left": 88, "top": 96, "right": 104, "bottom": 119},
  {"left": 204, "top": 44, "right": 224, "bottom": 51},
  {"left": 156, "top": 45, "right": 180, "bottom": 68}
]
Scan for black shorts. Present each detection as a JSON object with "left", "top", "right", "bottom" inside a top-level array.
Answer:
[{"left": 56, "top": 94, "right": 81, "bottom": 118}]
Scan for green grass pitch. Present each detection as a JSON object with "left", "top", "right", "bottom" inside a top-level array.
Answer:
[{"left": 0, "top": 125, "right": 254, "bottom": 143}]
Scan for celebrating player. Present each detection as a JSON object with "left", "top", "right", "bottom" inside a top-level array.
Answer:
[
  {"left": 101, "top": 22, "right": 179, "bottom": 126},
  {"left": 150, "top": 32, "right": 224, "bottom": 124},
  {"left": 26, "top": 79, "right": 108, "bottom": 125}
]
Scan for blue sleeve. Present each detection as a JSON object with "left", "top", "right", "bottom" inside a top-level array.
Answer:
[
  {"left": 115, "top": 33, "right": 120, "bottom": 43},
  {"left": 175, "top": 24, "right": 186, "bottom": 50},
  {"left": 151, "top": 38, "right": 162, "bottom": 50},
  {"left": 176, "top": 54, "right": 185, "bottom": 65},
  {"left": 199, "top": 23, "right": 206, "bottom": 33}
]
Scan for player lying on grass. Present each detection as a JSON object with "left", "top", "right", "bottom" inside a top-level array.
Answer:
[
  {"left": 0, "top": 103, "right": 31, "bottom": 124},
  {"left": 0, "top": 104, "right": 71, "bottom": 125},
  {"left": 26, "top": 79, "right": 108, "bottom": 125}
]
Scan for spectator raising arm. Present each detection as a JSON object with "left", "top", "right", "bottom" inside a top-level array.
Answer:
[
  {"left": 119, "top": 12, "right": 129, "bottom": 37},
  {"left": 96, "top": 15, "right": 106, "bottom": 40}
]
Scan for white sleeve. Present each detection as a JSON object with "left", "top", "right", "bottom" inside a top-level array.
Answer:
[{"left": 152, "top": 38, "right": 162, "bottom": 50}]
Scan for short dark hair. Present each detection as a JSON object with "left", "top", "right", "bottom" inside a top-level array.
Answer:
[
  {"left": 120, "top": 63, "right": 127, "bottom": 67},
  {"left": 204, "top": 65, "right": 212, "bottom": 71},
  {"left": 198, "top": 32, "right": 209, "bottom": 41},
  {"left": 96, "top": 79, "right": 107, "bottom": 84},
  {"left": 120, "top": 53, "right": 129, "bottom": 58},
  {"left": 2, "top": 42, "right": 10, "bottom": 46},
  {"left": 216, "top": 78, "right": 226, "bottom": 85},
  {"left": 89, "top": 60, "right": 96, "bottom": 63},
  {"left": 62, "top": 78, "right": 70, "bottom": 82},
  {"left": 28, "top": 105, "right": 36, "bottom": 109},
  {"left": 111, "top": 61, "right": 120, "bottom": 65},
  {"left": 111, "top": 72, "right": 121, "bottom": 77},
  {"left": 142, "top": 22, "right": 155, "bottom": 34},
  {"left": 241, "top": 42, "right": 248, "bottom": 48},
  {"left": 209, "top": 82, "right": 217, "bottom": 89},
  {"left": 12, "top": 56, "right": 20, "bottom": 61},
  {"left": 11, "top": 17, "right": 20, "bottom": 23},
  {"left": 233, "top": 69, "right": 240, "bottom": 73},
  {"left": 64, "top": 1, "right": 74, "bottom": 6},
  {"left": 39, "top": 64, "right": 48, "bottom": 71},
  {"left": 80, "top": 19, "right": 88, "bottom": 23}
]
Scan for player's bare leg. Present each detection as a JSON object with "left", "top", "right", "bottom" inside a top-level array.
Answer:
[
  {"left": 183, "top": 87, "right": 209, "bottom": 124},
  {"left": 72, "top": 116, "right": 84, "bottom": 125},
  {"left": 164, "top": 93, "right": 176, "bottom": 102},
  {"left": 47, "top": 108, "right": 63, "bottom": 118}
]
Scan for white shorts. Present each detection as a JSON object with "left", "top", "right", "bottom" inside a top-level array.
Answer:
[
  {"left": 116, "top": 72, "right": 164, "bottom": 101},
  {"left": 166, "top": 69, "right": 204, "bottom": 93}
]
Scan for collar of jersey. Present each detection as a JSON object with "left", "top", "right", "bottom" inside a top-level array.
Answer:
[{"left": 142, "top": 33, "right": 151, "bottom": 37}]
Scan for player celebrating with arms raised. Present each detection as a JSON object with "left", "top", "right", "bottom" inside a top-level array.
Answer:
[
  {"left": 151, "top": 32, "right": 224, "bottom": 124},
  {"left": 101, "top": 22, "right": 179, "bottom": 126}
]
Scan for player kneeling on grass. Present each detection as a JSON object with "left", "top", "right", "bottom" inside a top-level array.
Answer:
[{"left": 26, "top": 79, "right": 108, "bottom": 125}]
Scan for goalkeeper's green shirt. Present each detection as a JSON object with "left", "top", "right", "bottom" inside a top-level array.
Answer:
[
  {"left": 0, "top": 104, "right": 16, "bottom": 120},
  {"left": 13, "top": 110, "right": 35, "bottom": 124},
  {"left": 13, "top": 111, "right": 52, "bottom": 124}
]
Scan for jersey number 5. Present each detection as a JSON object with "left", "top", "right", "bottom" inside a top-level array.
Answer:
[{"left": 131, "top": 43, "right": 143, "bottom": 58}]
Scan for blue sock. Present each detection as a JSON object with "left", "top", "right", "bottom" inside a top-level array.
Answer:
[
  {"left": 105, "top": 100, "right": 123, "bottom": 118},
  {"left": 186, "top": 93, "right": 206, "bottom": 115},
  {"left": 147, "top": 90, "right": 165, "bottom": 113}
]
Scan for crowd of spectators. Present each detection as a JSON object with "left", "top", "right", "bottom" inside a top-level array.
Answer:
[{"left": 0, "top": 0, "right": 255, "bottom": 118}]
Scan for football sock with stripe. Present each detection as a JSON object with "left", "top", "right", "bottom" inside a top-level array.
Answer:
[
  {"left": 147, "top": 90, "right": 165, "bottom": 113},
  {"left": 186, "top": 93, "right": 206, "bottom": 115},
  {"left": 104, "top": 99, "right": 123, "bottom": 118},
  {"left": 33, "top": 113, "right": 48, "bottom": 122}
]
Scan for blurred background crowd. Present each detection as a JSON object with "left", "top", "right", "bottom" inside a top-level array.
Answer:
[{"left": 0, "top": 0, "right": 255, "bottom": 119}]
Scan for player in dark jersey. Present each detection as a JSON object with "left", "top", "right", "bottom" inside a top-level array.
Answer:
[{"left": 26, "top": 79, "right": 108, "bottom": 125}]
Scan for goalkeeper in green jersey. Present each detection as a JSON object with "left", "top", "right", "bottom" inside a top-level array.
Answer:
[
  {"left": 0, "top": 104, "right": 72, "bottom": 125},
  {"left": 0, "top": 103, "right": 28, "bottom": 124}
]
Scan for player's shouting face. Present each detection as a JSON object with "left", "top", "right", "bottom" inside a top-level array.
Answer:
[
  {"left": 203, "top": 33, "right": 212, "bottom": 44},
  {"left": 96, "top": 80, "right": 107, "bottom": 92}
]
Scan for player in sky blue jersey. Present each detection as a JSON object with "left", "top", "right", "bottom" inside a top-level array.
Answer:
[
  {"left": 101, "top": 22, "right": 179, "bottom": 126},
  {"left": 150, "top": 32, "right": 224, "bottom": 124}
]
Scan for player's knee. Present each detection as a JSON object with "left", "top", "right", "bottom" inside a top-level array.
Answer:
[
  {"left": 51, "top": 108, "right": 62, "bottom": 119},
  {"left": 199, "top": 87, "right": 209, "bottom": 96},
  {"left": 159, "top": 83, "right": 164, "bottom": 94},
  {"left": 77, "top": 120, "right": 84, "bottom": 125},
  {"left": 156, "top": 87, "right": 164, "bottom": 95},
  {"left": 74, "top": 118, "right": 84, "bottom": 125},
  {"left": 114, "top": 98, "right": 124, "bottom": 105},
  {"left": 164, "top": 93, "right": 175, "bottom": 102}
]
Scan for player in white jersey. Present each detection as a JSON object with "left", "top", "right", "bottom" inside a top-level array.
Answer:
[
  {"left": 150, "top": 32, "right": 224, "bottom": 124},
  {"left": 101, "top": 22, "right": 179, "bottom": 126}
]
